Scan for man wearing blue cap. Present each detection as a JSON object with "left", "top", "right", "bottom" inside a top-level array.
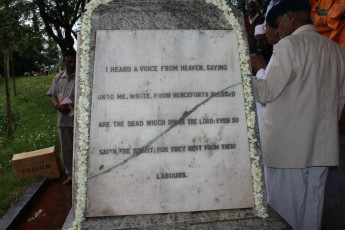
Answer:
[{"left": 253, "top": 0, "right": 345, "bottom": 229}]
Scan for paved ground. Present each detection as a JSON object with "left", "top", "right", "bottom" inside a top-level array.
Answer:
[
  {"left": 15, "top": 179, "right": 72, "bottom": 230},
  {"left": 322, "top": 127, "right": 345, "bottom": 230}
]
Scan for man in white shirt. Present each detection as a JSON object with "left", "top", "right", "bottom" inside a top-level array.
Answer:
[
  {"left": 251, "top": 23, "right": 280, "bottom": 135},
  {"left": 254, "top": 0, "right": 345, "bottom": 229}
]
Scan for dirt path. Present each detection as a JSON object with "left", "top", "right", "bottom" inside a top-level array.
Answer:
[{"left": 15, "top": 179, "right": 72, "bottom": 230}]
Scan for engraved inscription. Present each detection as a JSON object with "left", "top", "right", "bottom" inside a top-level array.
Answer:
[{"left": 87, "top": 30, "right": 254, "bottom": 217}]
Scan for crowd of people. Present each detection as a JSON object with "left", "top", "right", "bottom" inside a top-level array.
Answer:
[{"left": 246, "top": 0, "right": 345, "bottom": 229}]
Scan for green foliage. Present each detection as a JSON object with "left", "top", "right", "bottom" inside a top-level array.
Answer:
[
  {"left": 31, "top": 0, "right": 90, "bottom": 52},
  {"left": 0, "top": 0, "right": 61, "bottom": 76},
  {"left": 14, "top": 25, "right": 44, "bottom": 59},
  {"left": 41, "top": 38, "right": 60, "bottom": 66},
  {"left": 0, "top": 74, "right": 61, "bottom": 217},
  {"left": 0, "top": 0, "right": 30, "bottom": 48}
]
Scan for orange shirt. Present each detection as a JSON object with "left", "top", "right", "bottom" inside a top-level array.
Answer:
[
  {"left": 313, "top": 1, "right": 345, "bottom": 125},
  {"left": 312, "top": 0, "right": 345, "bottom": 48},
  {"left": 308, "top": 0, "right": 317, "bottom": 19}
]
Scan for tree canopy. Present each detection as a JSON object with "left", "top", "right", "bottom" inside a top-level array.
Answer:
[
  {"left": 30, "top": 0, "right": 89, "bottom": 53},
  {"left": 0, "top": 0, "right": 60, "bottom": 76},
  {"left": 0, "top": 0, "right": 272, "bottom": 76},
  {"left": 28, "top": 0, "right": 269, "bottom": 53}
]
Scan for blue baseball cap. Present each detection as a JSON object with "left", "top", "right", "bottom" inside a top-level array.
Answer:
[{"left": 266, "top": 0, "right": 311, "bottom": 28}]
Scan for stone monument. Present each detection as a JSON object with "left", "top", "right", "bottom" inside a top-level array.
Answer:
[{"left": 71, "top": 0, "right": 290, "bottom": 229}]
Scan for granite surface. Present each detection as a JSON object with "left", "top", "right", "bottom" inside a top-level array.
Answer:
[
  {"left": 82, "top": 206, "right": 290, "bottom": 229},
  {"left": 0, "top": 177, "right": 47, "bottom": 230}
]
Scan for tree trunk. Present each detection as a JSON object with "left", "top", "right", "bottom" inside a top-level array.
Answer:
[
  {"left": 9, "top": 43, "right": 17, "bottom": 97},
  {"left": 3, "top": 48, "right": 13, "bottom": 138}
]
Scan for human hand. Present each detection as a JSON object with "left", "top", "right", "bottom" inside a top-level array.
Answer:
[
  {"left": 56, "top": 103, "right": 72, "bottom": 115},
  {"left": 250, "top": 53, "right": 266, "bottom": 72}
]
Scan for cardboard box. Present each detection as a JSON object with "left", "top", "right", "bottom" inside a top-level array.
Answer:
[{"left": 12, "top": 146, "right": 63, "bottom": 179}]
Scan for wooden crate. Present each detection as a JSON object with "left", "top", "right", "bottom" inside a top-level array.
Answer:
[{"left": 12, "top": 146, "right": 63, "bottom": 179}]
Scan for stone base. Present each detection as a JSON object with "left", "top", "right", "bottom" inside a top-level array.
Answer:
[
  {"left": 62, "top": 208, "right": 74, "bottom": 230},
  {"left": 64, "top": 206, "right": 290, "bottom": 229},
  {"left": 0, "top": 177, "right": 48, "bottom": 230}
]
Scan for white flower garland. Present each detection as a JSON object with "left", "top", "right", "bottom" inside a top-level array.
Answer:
[
  {"left": 205, "top": 0, "right": 268, "bottom": 218},
  {"left": 72, "top": 0, "right": 267, "bottom": 229},
  {"left": 72, "top": 1, "right": 111, "bottom": 229}
]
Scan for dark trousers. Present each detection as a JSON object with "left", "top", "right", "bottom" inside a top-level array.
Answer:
[{"left": 58, "top": 127, "right": 74, "bottom": 179}]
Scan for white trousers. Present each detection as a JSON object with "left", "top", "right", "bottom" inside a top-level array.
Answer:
[{"left": 264, "top": 166, "right": 328, "bottom": 230}]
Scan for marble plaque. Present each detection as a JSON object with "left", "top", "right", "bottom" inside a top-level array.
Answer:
[{"left": 86, "top": 30, "right": 254, "bottom": 217}]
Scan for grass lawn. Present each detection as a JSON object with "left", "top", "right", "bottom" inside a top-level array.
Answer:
[{"left": 0, "top": 74, "right": 61, "bottom": 217}]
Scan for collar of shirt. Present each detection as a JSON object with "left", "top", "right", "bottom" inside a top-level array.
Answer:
[
  {"left": 292, "top": 24, "right": 317, "bottom": 36},
  {"left": 61, "top": 71, "right": 75, "bottom": 78},
  {"left": 274, "top": 24, "right": 317, "bottom": 51},
  {"left": 249, "top": 13, "right": 259, "bottom": 24}
]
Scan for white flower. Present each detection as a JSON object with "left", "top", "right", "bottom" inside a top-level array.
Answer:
[
  {"left": 72, "top": 0, "right": 111, "bottom": 229},
  {"left": 208, "top": 0, "right": 267, "bottom": 218}
]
